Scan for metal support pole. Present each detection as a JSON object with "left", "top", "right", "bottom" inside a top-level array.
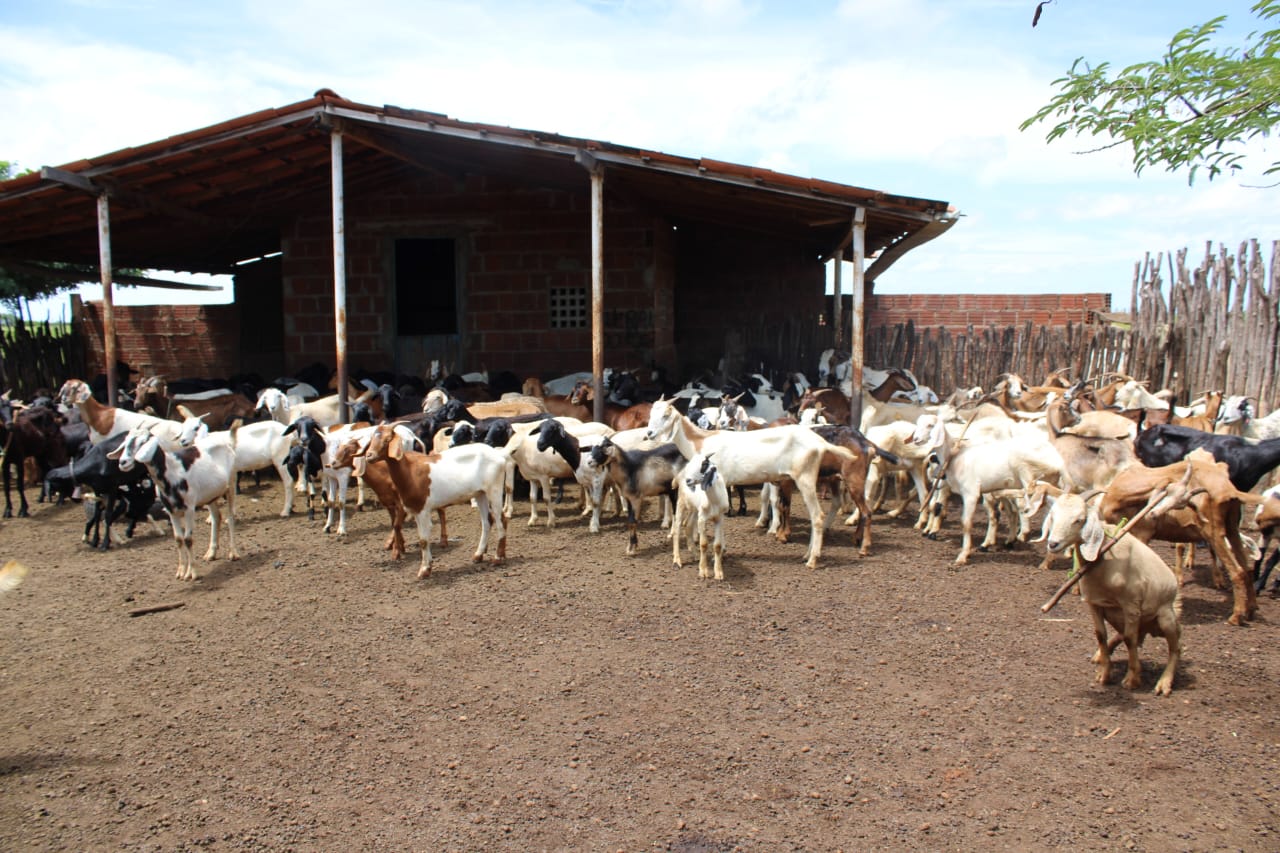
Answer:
[
  {"left": 331, "top": 127, "right": 349, "bottom": 422},
  {"left": 849, "top": 207, "right": 867, "bottom": 428},
  {"left": 96, "top": 193, "right": 118, "bottom": 406},
  {"left": 589, "top": 166, "right": 605, "bottom": 425},
  {"left": 832, "top": 255, "right": 843, "bottom": 350}
]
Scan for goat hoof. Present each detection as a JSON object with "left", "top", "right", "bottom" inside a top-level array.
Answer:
[{"left": 978, "top": 545, "right": 989, "bottom": 552}]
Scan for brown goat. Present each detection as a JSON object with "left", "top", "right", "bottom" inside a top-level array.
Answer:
[
  {"left": 1099, "top": 450, "right": 1264, "bottom": 626},
  {"left": 332, "top": 437, "right": 449, "bottom": 561},
  {"left": 522, "top": 377, "right": 591, "bottom": 421},
  {"left": 1171, "top": 390, "right": 1223, "bottom": 434}
]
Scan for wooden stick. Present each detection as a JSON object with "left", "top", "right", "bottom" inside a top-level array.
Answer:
[
  {"left": 1040, "top": 485, "right": 1181, "bottom": 613},
  {"left": 128, "top": 601, "right": 186, "bottom": 618}
]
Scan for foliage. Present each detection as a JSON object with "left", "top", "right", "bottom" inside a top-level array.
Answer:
[{"left": 1021, "top": 1, "right": 1280, "bottom": 183}]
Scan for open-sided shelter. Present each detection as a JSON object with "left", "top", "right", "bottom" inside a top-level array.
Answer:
[{"left": 0, "top": 89, "right": 957, "bottom": 412}]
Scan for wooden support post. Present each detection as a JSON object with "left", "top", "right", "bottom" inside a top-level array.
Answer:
[
  {"left": 331, "top": 126, "right": 349, "bottom": 422},
  {"left": 849, "top": 208, "right": 867, "bottom": 428},
  {"left": 576, "top": 150, "right": 606, "bottom": 425},
  {"left": 832, "top": 255, "right": 843, "bottom": 350},
  {"left": 96, "top": 193, "right": 118, "bottom": 407}
]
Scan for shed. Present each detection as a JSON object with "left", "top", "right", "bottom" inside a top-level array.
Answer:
[{"left": 0, "top": 89, "right": 957, "bottom": 405}]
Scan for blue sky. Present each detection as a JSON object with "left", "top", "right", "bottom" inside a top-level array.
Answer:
[{"left": 3, "top": 0, "right": 1277, "bottom": 319}]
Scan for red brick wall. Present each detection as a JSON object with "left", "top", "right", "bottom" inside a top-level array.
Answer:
[
  {"left": 867, "top": 292, "right": 1111, "bottom": 331},
  {"left": 73, "top": 296, "right": 241, "bottom": 380},
  {"left": 281, "top": 171, "right": 667, "bottom": 378}
]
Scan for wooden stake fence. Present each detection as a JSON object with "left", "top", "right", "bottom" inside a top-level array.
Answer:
[{"left": 867, "top": 240, "right": 1279, "bottom": 410}]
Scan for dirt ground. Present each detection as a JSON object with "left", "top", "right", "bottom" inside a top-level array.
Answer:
[{"left": 1, "top": 478, "right": 1279, "bottom": 852}]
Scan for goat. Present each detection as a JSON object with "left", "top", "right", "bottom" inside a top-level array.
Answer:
[
  {"left": 358, "top": 424, "right": 511, "bottom": 578},
  {"left": 522, "top": 377, "right": 591, "bottom": 421},
  {"left": 1099, "top": 451, "right": 1263, "bottom": 626},
  {"left": 2, "top": 403, "right": 68, "bottom": 518},
  {"left": 135, "top": 376, "right": 257, "bottom": 426},
  {"left": 109, "top": 426, "right": 240, "bottom": 580},
  {"left": 330, "top": 435, "right": 446, "bottom": 562},
  {"left": 44, "top": 431, "right": 157, "bottom": 549},
  {"left": 530, "top": 418, "right": 613, "bottom": 532},
  {"left": 1043, "top": 491, "right": 1182, "bottom": 696},
  {"left": 672, "top": 452, "right": 731, "bottom": 579},
  {"left": 587, "top": 434, "right": 686, "bottom": 555},
  {"left": 181, "top": 416, "right": 299, "bottom": 517},
  {"left": 917, "top": 416, "right": 1065, "bottom": 565},
  {"left": 1171, "top": 390, "right": 1224, "bottom": 433},
  {"left": 255, "top": 386, "right": 379, "bottom": 428},
  {"left": 507, "top": 417, "right": 611, "bottom": 528},
  {"left": 1136, "top": 424, "right": 1280, "bottom": 492},
  {"left": 78, "top": 477, "right": 165, "bottom": 549},
  {"left": 1218, "top": 397, "right": 1280, "bottom": 442},
  {"left": 1253, "top": 485, "right": 1280, "bottom": 593},
  {"left": 645, "top": 398, "right": 857, "bottom": 569},
  {"left": 1044, "top": 399, "right": 1138, "bottom": 492},
  {"left": 282, "top": 417, "right": 415, "bottom": 536},
  {"left": 57, "top": 378, "right": 172, "bottom": 445}
]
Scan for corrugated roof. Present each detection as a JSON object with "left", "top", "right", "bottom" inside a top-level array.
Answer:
[{"left": 0, "top": 89, "right": 957, "bottom": 277}]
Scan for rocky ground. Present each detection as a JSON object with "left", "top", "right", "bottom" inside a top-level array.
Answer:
[{"left": 1, "top": 479, "right": 1278, "bottom": 852}]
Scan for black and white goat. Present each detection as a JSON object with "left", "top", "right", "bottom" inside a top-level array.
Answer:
[
  {"left": 109, "top": 426, "right": 240, "bottom": 580},
  {"left": 672, "top": 451, "right": 730, "bottom": 579},
  {"left": 587, "top": 434, "right": 687, "bottom": 555}
]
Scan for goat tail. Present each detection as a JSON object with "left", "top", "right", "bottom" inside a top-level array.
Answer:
[{"left": 871, "top": 443, "right": 901, "bottom": 467}]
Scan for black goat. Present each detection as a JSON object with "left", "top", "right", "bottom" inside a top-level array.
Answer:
[
  {"left": 1135, "top": 424, "right": 1280, "bottom": 491},
  {"left": 2, "top": 403, "right": 68, "bottom": 518},
  {"left": 450, "top": 418, "right": 515, "bottom": 449},
  {"left": 44, "top": 432, "right": 157, "bottom": 549}
]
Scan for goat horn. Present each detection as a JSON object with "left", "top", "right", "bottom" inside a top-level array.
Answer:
[{"left": 1078, "top": 488, "right": 1103, "bottom": 503}]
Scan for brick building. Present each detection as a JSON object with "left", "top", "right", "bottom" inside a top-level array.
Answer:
[{"left": 2, "top": 90, "right": 958, "bottom": 385}]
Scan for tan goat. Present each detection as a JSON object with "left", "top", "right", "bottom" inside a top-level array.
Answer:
[
  {"left": 1099, "top": 450, "right": 1264, "bottom": 626},
  {"left": 1044, "top": 491, "right": 1182, "bottom": 696}
]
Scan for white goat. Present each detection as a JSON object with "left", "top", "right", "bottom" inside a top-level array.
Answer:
[
  {"left": 179, "top": 417, "right": 298, "bottom": 517},
  {"left": 256, "top": 387, "right": 370, "bottom": 428},
  {"left": 1043, "top": 491, "right": 1183, "bottom": 696},
  {"left": 1218, "top": 397, "right": 1280, "bottom": 441},
  {"left": 109, "top": 428, "right": 239, "bottom": 580},
  {"left": 646, "top": 398, "right": 855, "bottom": 569},
  {"left": 917, "top": 416, "right": 1065, "bottom": 565},
  {"left": 507, "top": 417, "right": 613, "bottom": 528},
  {"left": 673, "top": 451, "right": 731, "bottom": 580}
]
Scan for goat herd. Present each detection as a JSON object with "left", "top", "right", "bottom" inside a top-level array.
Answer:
[{"left": 3, "top": 359, "right": 1280, "bottom": 697}]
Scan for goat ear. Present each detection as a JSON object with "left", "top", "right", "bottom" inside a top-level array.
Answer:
[
  {"left": 105, "top": 445, "right": 124, "bottom": 460},
  {"left": 282, "top": 422, "right": 298, "bottom": 436},
  {"left": 387, "top": 432, "right": 405, "bottom": 460},
  {"left": 352, "top": 455, "right": 368, "bottom": 478},
  {"left": 175, "top": 403, "right": 195, "bottom": 420},
  {"left": 1079, "top": 509, "right": 1106, "bottom": 562}
]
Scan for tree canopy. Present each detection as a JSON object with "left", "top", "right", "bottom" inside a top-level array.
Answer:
[{"left": 1021, "top": 1, "right": 1280, "bottom": 183}]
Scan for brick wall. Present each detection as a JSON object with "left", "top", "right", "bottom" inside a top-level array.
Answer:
[
  {"left": 866, "top": 292, "right": 1111, "bottom": 331},
  {"left": 73, "top": 296, "right": 241, "bottom": 380},
  {"left": 280, "top": 170, "right": 666, "bottom": 378}
]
